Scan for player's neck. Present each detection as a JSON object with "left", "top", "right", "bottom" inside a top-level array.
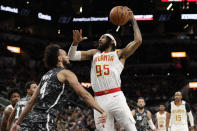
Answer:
[
  {"left": 105, "top": 47, "right": 113, "bottom": 52},
  {"left": 138, "top": 108, "right": 144, "bottom": 113},
  {"left": 27, "top": 94, "right": 31, "bottom": 98},
  {"left": 174, "top": 100, "right": 182, "bottom": 106},
  {"left": 11, "top": 103, "right": 15, "bottom": 107},
  {"left": 159, "top": 111, "right": 164, "bottom": 114},
  {"left": 56, "top": 63, "right": 64, "bottom": 68}
]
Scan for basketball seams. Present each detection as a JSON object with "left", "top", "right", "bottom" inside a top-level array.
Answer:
[{"left": 109, "top": 6, "right": 129, "bottom": 26}]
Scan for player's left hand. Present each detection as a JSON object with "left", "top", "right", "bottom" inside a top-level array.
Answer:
[
  {"left": 124, "top": 6, "right": 134, "bottom": 21},
  {"left": 10, "top": 124, "right": 20, "bottom": 131},
  {"left": 190, "top": 126, "right": 195, "bottom": 131},
  {"left": 97, "top": 112, "right": 107, "bottom": 128}
]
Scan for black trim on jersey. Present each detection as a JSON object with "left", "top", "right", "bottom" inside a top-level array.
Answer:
[
  {"left": 166, "top": 101, "right": 191, "bottom": 113},
  {"left": 185, "top": 103, "right": 191, "bottom": 112}
]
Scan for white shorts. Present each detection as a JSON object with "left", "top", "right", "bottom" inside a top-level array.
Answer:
[
  {"left": 94, "top": 91, "right": 137, "bottom": 131},
  {"left": 158, "top": 129, "right": 166, "bottom": 131},
  {"left": 170, "top": 125, "right": 189, "bottom": 131}
]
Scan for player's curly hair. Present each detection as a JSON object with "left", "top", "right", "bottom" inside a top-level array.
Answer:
[{"left": 43, "top": 44, "right": 60, "bottom": 69}]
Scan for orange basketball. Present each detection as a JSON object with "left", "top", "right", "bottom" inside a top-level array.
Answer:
[{"left": 109, "top": 6, "right": 130, "bottom": 26}]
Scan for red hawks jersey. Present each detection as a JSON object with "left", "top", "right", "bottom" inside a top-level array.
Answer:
[{"left": 91, "top": 51, "right": 124, "bottom": 92}]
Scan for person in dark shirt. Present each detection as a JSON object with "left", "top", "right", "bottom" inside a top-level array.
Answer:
[
  {"left": 132, "top": 97, "right": 157, "bottom": 131},
  {"left": 7, "top": 81, "right": 37, "bottom": 130},
  {"left": 11, "top": 44, "right": 106, "bottom": 131}
]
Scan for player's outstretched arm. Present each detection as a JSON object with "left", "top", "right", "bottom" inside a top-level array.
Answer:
[
  {"left": 68, "top": 29, "right": 97, "bottom": 61},
  {"left": 118, "top": 8, "right": 142, "bottom": 60},
  {"left": 6, "top": 107, "right": 16, "bottom": 131},
  {"left": 11, "top": 85, "right": 40, "bottom": 130},
  {"left": 58, "top": 69, "right": 106, "bottom": 125},
  {"left": 1, "top": 107, "right": 12, "bottom": 131},
  {"left": 147, "top": 110, "right": 157, "bottom": 131}
]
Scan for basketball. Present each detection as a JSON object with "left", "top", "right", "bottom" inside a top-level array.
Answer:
[{"left": 109, "top": 6, "right": 130, "bottom": 26}]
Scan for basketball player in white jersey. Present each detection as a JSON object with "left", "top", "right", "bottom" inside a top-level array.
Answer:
[
  {"left": 155, "top": 104, "right": 167, "bottom": 131},
  {"left": 0, "top": 89, "right": 20, "bottom": 131},
  {"left": 166, "top": 92, "right": 195, "bottom": 131},
  {"left": 68, "top": 8, "right": 142, "bottom": 131}
]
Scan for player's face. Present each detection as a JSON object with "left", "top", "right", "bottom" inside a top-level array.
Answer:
[
  {"left": 97, "top": 35, "right": 111, "bottom": 51},
  {"left": 159, "top": 105, "right": 165, "bottom": 111},
  {"left": 174, "top": 92, "right": 182, "bottom": 102},
  {"left": 59, "top": 49, "right": 70, "bottom": 68},
  {"left": 137, "top": 99, "right": 145, "bottom": 109},
  {"left": 10, "top": 92, "right": 20, "bottom": 105},
  {"left": 28, "top": 83, "right": 37, "bottom": 96}
]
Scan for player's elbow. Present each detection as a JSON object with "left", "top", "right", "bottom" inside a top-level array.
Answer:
[{"left": 136, "top": 39, "right": 142, "bottom": 45}]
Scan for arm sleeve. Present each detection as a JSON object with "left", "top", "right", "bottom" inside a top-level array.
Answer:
[{"left": 68, "top": 46, "right": 81, "bottom": 61}]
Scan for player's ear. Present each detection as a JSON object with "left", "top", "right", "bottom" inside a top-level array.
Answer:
[{"left": 57, "top": 56, "right": 62, "bottom": 62}]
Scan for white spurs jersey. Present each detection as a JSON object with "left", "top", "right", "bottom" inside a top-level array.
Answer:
[
  {"left": 156, "top": 112, "right": 166, "bottom": 130},
  {"left": 170, "top": 100, "right": 188, "bottom": 126},
  {"left": 91, "top": 51, "right": 123, "bottom": 92}
]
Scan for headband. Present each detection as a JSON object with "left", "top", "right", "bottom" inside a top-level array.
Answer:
[{"left": 104, "top": 34, "right": 117, "bottom": 46}]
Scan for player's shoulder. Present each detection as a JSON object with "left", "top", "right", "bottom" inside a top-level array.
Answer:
[
  {"left": 59, "top": 69, "right": 75, "bottom": 76},
  {"left": 4, "top": 105, "right": 13, "bottom": 114}
]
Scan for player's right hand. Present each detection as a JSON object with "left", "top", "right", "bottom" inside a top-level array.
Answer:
[
  {"left": 72, "top": 29, "right": 88, "bottom": 45},
  {"left": 97, "top": 112, "right": 107, "bottom": 128},
  {"left": 10, "top": 124, "right": 20, "bottom": 131}
]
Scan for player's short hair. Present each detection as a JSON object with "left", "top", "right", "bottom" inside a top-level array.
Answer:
[
  {"left": 8, "top": 89, "right": 20, "bottom": 100},
  {"left": 43, "top": 44, "right": 61, "bottom": 69},
  {"left": 25, "top": 81, "right": 36, "bottom": 90},
  {"left": 137, "top": 97, "right": 145, "bottom": 102}
]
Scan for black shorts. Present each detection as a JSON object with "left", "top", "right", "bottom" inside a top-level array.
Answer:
[{"left": 20, "top": 110, "right": 57, "bottom": 131}]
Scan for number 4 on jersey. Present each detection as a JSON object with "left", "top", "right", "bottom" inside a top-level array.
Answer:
[
  {"left": 96, "top": 64, "right": 110, "bottom": 77},
  {"left": 40, "top": 82, "right": 47, "bottom": 99}
]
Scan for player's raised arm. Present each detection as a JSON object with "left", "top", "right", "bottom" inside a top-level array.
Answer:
[
  {"left": 118, "top": 8, "right": 142, "bottom": 60},
  {"left": 68, "top": 29, "right": 97, "bottom": 61}
]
